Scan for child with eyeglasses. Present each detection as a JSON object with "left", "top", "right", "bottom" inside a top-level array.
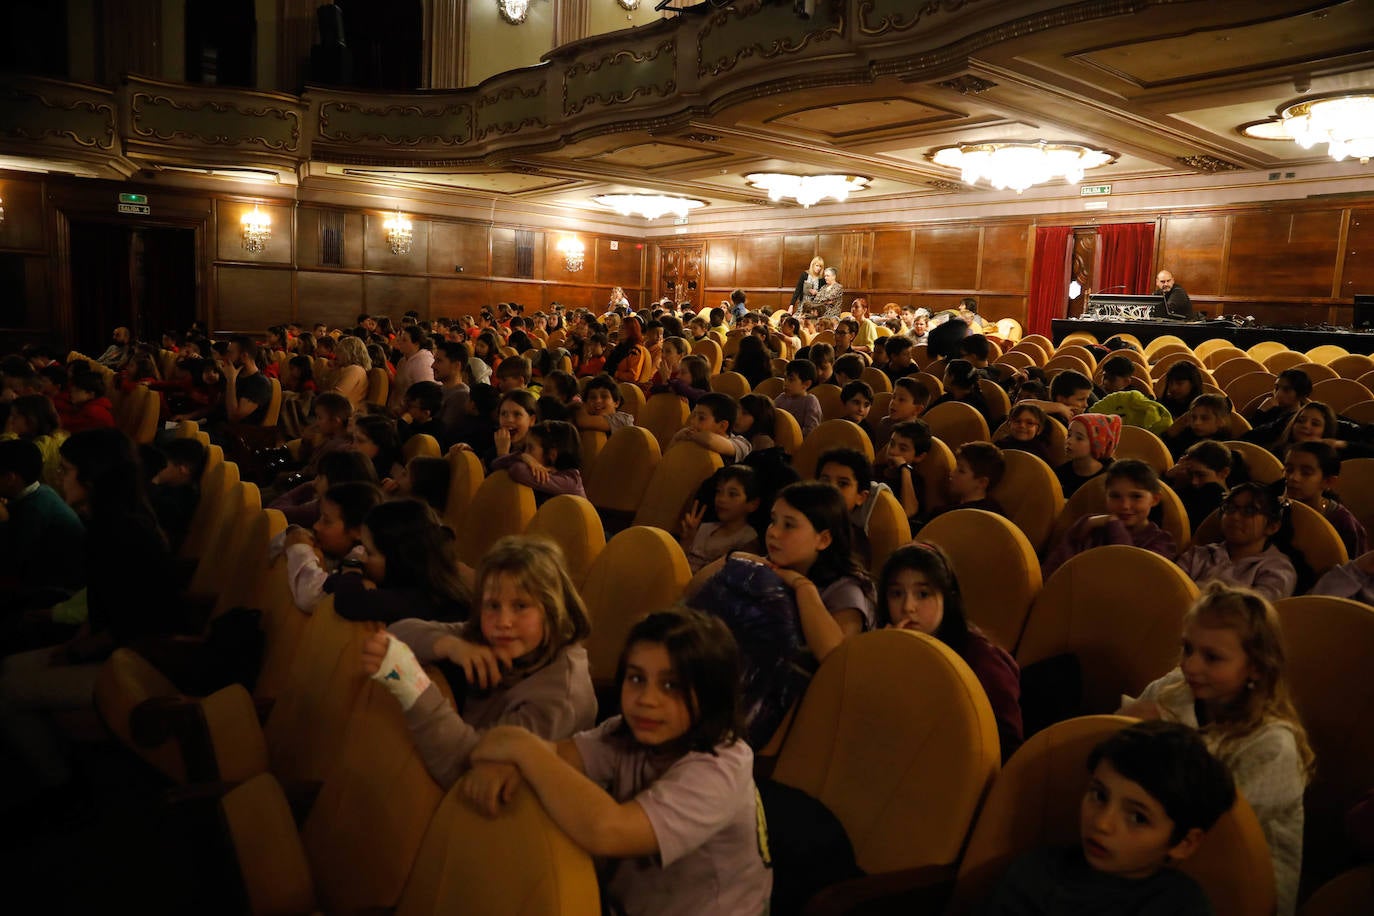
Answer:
[{"left": 1174, "top": 483, "right": 1298, "bottom": 601}]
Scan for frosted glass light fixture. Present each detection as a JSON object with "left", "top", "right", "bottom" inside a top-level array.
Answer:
[
  {"left": 930, "top": 141, "right": 1114, "bottom": 194},
  {"left": 592, "top": 194, "right": 704, "bottom": 220},
  {"left": 498, "top": 0, "right": 530, "bottom": 24},
  {"left": 1241, "top": 92, "right": 1374, "bottom": 164},
  {"left": 744, "top": 173, "right": 870, "bottom": 207}
]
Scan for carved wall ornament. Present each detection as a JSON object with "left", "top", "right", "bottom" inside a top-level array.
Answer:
[
  {"left": 1178, "top": 154, "right": 1241, "bottom": 172},
  {"left": 684, "top": 132, "right": 720, "bottom": 143},
  {"left": 860, "top": 0, "right": 987, "bottom": 37},
  {"left": 926, "top": 179, "right": 964, "bottom": 191},
  {"left": 564, "top": 40, "right": 677, "bottom": 116},
  {"left": 697, "top": 1, "right": 845, "bottom": 78},
  {"left": 935, "top": 74, "right": 996, "bottom": 94},
  {"left": 318, "top": 101, "right": 473, "bottom": 145},
  {"left": 0, "top": 86, "right": 117, "bottom": 150},
  {"left": 130, "top": 92, "right": 301, "bottom": 150}
]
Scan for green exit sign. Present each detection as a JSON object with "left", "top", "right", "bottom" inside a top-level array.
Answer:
[
  {"left": 118, "top": 192, "right": 148, "bottom": 205},
  {"left": 1079, "top": 184, "right": 1112, "bottom": 197}
]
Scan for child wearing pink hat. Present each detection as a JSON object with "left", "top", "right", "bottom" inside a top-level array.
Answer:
[{"left": 1055, "top": 412, "right": 1120, "bottom": 498}]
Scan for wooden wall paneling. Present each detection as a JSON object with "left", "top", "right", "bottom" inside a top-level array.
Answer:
[
  {"left": 24, "top": 256, "right": 51, "bottom": 329},
  {"left": 1155, "top": 214, "right": 1227, "bottom": 296},
  {"left": 363, "top": 273, "right": 430, "bottom": 319},
  {"left": 1340, "top": 208, "right": 1374, "bottom": 299},
  {"left": 491, "top": 227, "right": 519, "bottom": 279},
  {"left": 544, "top": 285, "right": 594, "bottom": 310},
  {"left": 980, "top": 223, "right": 1030, "bottom": 291},
  {"left": 594, "top": 236, "right": 643, "bottom": 291},
  {"left": 217, "top": 200, "right": 292, "bottom": 264},
  {"left": 913, "top": 225, "right": 979, "bottom": 290},
  {"left": 295, "top": 207, "right": 321, "bottom": 269},
  {"left": 870, "top": 229, "right": 914, "bottom": 293},
  {"left": 0, "top": 177, "right": 46, "bottom": 252},
  {"left": 783, "top": 234, "right": 818, "bottom": 286},
  {"left": 489, "top": 280, "right": 534, "bottom": 306},
  {"left": 817, "top": 232, "right": 847, "bottom": 278},
  {"left": 363, "top": 210, "right": 430, "bottom": 275},
  {"left": 735, "top": 234, "right": 783, "bottom": 289},
  {"left": 297, "top": 271, "right": 365, "bottom": 328},
  {"left": 428, "top": 277, "right": 488, "bottom": 318},
  {"left": 429, "top": 220, "right": 491, "bottom": 277},
  {"left": 705, "top": 237, "right": 737, "bottom": 288},
  {"left": 217, "top": 266, "right": 292, "bottom": 330},
  {"left": 1225, "top": 209, "right": 1342, "bottom": 299}
]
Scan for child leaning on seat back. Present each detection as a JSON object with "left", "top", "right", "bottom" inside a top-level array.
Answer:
[
  {"left": 1043, "top": 459, "right": 1176, "bottom": 578},
  {"left": 977, "top": 720, "right": 1236, "bottom": 916},
  {"left": 490, "top": 419, "right": 585, "bottom": 501},
  {"left": 363, "top": 536, "right": 596, "bottom": 790},
  {"left": 458, "top": 607, "right": 772, "bottom": 916},
  {"left": 1174, "top": 483, "right": 1299, "bottom": 602},
  {"left": 1118, "top": 582, "right": 1314, "bottom": 916},
  {"left": 679, "top": 464, "right": 762, "bottom": 573},
  {"left": 277, "top": 481, "right": 383, "bottom": 611},
  {"left": 669, "top": 392, "right": 752, "bottom": 463}
]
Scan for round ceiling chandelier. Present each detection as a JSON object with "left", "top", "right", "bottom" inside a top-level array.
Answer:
[
  {"left": 930, "top": 140, "right": 1115, "bottom": 194},
  {"left": 1240, "top": 92, "right": 1374, "bottom": 164},
  {"left": 592, "top": 193, "right": 705, "bottom": 220},
  {"left": 744, "top": 173, "right": 870, "bottom": 208}
]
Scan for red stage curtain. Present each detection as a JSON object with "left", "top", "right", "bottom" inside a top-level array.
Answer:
[
  {"left": 1027, "top": 226, "right": 1072, "bottom": 338},
  {"left": 1096, "top": 222, "right": 1157, "bottom": 295}
]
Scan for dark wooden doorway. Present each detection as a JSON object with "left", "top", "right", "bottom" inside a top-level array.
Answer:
[
  {"left": 69, "top": 222, "right": 197, "bottom": 355},
  {"left": 658, "top": 245, "right": 704, "bottom": 311}
]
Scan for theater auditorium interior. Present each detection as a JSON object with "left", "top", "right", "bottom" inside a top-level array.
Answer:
[{"left": 1, "top": 0, "right": 1373, "bottom": 913}]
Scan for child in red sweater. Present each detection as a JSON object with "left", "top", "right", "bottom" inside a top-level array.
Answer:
[{"left": 60, "top": 372, "right": 116, "bottom": 432}]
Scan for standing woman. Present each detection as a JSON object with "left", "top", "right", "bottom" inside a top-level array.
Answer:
[
  {"left": 0, "top": 428, "right": 176, "bottom": 795},
  {"left": 812, "top": 267, "right": 844, "bottom": 320},
  {"left": 790, "top": 256, "right": 826, "bottom": 315}
]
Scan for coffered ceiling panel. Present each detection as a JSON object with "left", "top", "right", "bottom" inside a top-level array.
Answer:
[
  {"left": 764, "top": 97, "right": 964, "bottom": 140},
  {"left": 333, "top": 167, "right": 573, "bottom": 194},
  {"left": 587, "top": 141, "right": 730, "bottom": 169}
]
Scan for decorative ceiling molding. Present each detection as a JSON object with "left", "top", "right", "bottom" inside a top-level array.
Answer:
[
  {"left": 935, "top": 74, "right": 996, "bottom": 94},
  {"left": 1177, "top": 154, "right": 1242, "bottom": 172}
]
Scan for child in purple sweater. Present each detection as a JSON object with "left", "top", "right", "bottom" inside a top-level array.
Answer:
[
  {"left": 773, "top": 358, "right": 823, "bottom": 436},
  {"left": 490, "top": 419, "right": 585, "bottom": 502},
  {"left": 1044, "top": 459, "right": 1176, "bottom": 577}
]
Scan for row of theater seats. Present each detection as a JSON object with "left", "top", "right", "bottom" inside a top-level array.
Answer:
[{"left": 84, "top": 414, "right": 1374, "bottom": 913}]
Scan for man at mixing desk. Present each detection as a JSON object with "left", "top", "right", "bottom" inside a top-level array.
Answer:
[{"left": 1155, "top": 270, "right": 1192, "bottom": 319}]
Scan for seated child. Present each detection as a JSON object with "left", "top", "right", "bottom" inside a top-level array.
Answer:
[
  {"left": 1158, "top": 362, "right": 1205, "bottom": 420},
  {"left": 0, "top": 438, "right": 86, "bottom": 597},
  {"left": 147, "top": 438, "right": 207, "bottom": 553},
  {"left": 652, "top": 353, "right": 710, "bottom": 405},
  {"left": 873, "top": 376, "right": 930, "bottom": 449},
  {"left": 278, "top": 481, "right": 384, "bottom": 611},
  {"left": 1174, "top": 483, "right": 1298, "bottom": 601},
  {"left": 880, "top": 543, "right": 1022, "bottom": 760},
  {"left": 495, "top": 356, "right": 537, "bottom": 395},
  {"left": 839, "top": 380, "right": 875, "bottom": 440},
  {"left": 326, "top": 499, "right": 472, "bottom": 624},
  {"left": 1044, "top": 459, "right": 1176, "bottom": 577},
  {"left": 296, "top": 392, "right": 354, "bottom": 480},
  {"left": 574, "top": 374, "right": 636, "bottom": 435},
  {"left": 994, "top": 402, "right": 1055, "bottom": 465},
  {"left": 1166, "top": 440, "right": 1234, "bottom": 532},
  {"left": 878, "top": 419, "right": 932, "bottom": 523},
  {"left": 1023, "top": 369, "right": 1094, "bottom": 425},
  {"left": 1312, "top": 550, "right": 1374, "bottom": 603},
  {"left": 1056, "top": 413, "right": 1120, "bottom": 498},
  {"left": 929, "top": 359, "right": 994, "bottom": 426},
  {"left": 883, "top": 336, "right": 919, "bottom": 381},
  {"left": 460, "top": 608, "right": 772, "bottom": 916},
  {"left": 932, "top": 441, "right": 1006, "bottom": 518},
  {"left": 1165, "top": 394, "right": 1233, "bottom": 460},
  {"left": 736, "top": 393, "right": 777, "bottom": 451},
  {"left": 397, "top": 380, "right": 448, "bottom": 449},
  {"left": 832, "top": 353, "right": 867, "bottom": 389},
  {"left": 816, "top": 447, "right": 891, "bottom": 566},
  {"left": 679, "top": 465, "right": 763, "bottom": 573},
  {"left": 3, "top": 394, "right": 68, "bottom": 489},
  {"left": 1119, "top": 583, "right": 1314, "bottom": 916},
  {"left": 1098, "top": 355, "right": 1139, "bottom": 395},
  {"left": 669, "top": 392, "right": 752, "bottom": 462},
  {"left": 491, "top": 419, "right": 585, "bottom": 501},
  {"left": 774, "top": 359, "right": 823, "bottom": 436},
  {"left": 61, "top": 372, "right": 116, "bottom": 433},
  {"left": 1281, "top": 441, "right": 1367, "bottom": 558},
  {"left": 383, "top": 454, "right": 450, "bottom": 513},
  {"left": 270, "top": 449, "right": 378, "bottom": 527},
  {"left": 364, "top": 536, "right": 596, "bottom": 789},
  {"left": 541, "top": 370, "right": 581, "bottom": 409},
  {"left": 575, "top": 333, "right": 608, "bottom": 377},
  {"left": 810, "top": 343, "right": 836, "bottom": 387},
  {"left": 978, "top": 720, "right": 1236, "bottom": 916}
]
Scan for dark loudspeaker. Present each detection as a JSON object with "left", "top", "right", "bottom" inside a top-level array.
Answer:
[{"left": 1355, "top": 295, "right": 1374, "bottom": 331}]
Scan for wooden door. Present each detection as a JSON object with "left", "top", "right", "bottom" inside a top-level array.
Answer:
[{"left": 659, "top": 245, "right": 704, "bottom": 311}]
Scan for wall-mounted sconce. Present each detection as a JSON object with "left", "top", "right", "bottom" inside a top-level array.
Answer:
[
  {"left": 241, "top": 205, "right": 271, "bottom": 253},
  {"left": 498, "top": 0, "right": 531, "bottom": 24},
  {"left": 557, "top": 235, "right": 585, "bottom": 272},
  {"left": 384, "top": 208, "right": 413, "bottom": 255}
]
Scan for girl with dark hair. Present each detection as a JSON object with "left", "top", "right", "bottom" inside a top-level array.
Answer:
[
  {"left": 363, "top": 536, "right": 595, "bottom": 789},
  {"left": 460, "top": 607, "right": 771, "bottom": 916},
  {"left": 351, "top": 414, "right": 402, "bottom": 481},
  {"left": 878, "top": 543, "right": 1023, "bottom": 760},
  {"left": 929, "top": 358, "right": 994, "bottom": 425},
  {"left": 279, "top": 481, "right": 384, "bottom": 611},
  {"left": 0, "top": 428, "right": 176, "bottom": 794},
  {"left": 327, "top": 499, "right": 471, "bottom": 624},
  {"left": 1174, "top": 483, "right": 1302, "bottom": 600},
  {"left": 1159, "top": 361, "right": 1206, "bottom": 419},
  {"left": 269, "top": 448, "right": 377, "bottom": 527},
  {"left": 490, "top": 419, "right": 584, "bottom": 500},
  {"left": 1281, "top": 441, "right": 1367, "bottom": 558},
  {"left": 473, "top": 330, "right": 502, "bottom": 369},
  {"left": 735, "top": 393, "right": 776, "bottom": 451},
  {"left": 730, "top": 335, "right": 773, "bottom": 389}
]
